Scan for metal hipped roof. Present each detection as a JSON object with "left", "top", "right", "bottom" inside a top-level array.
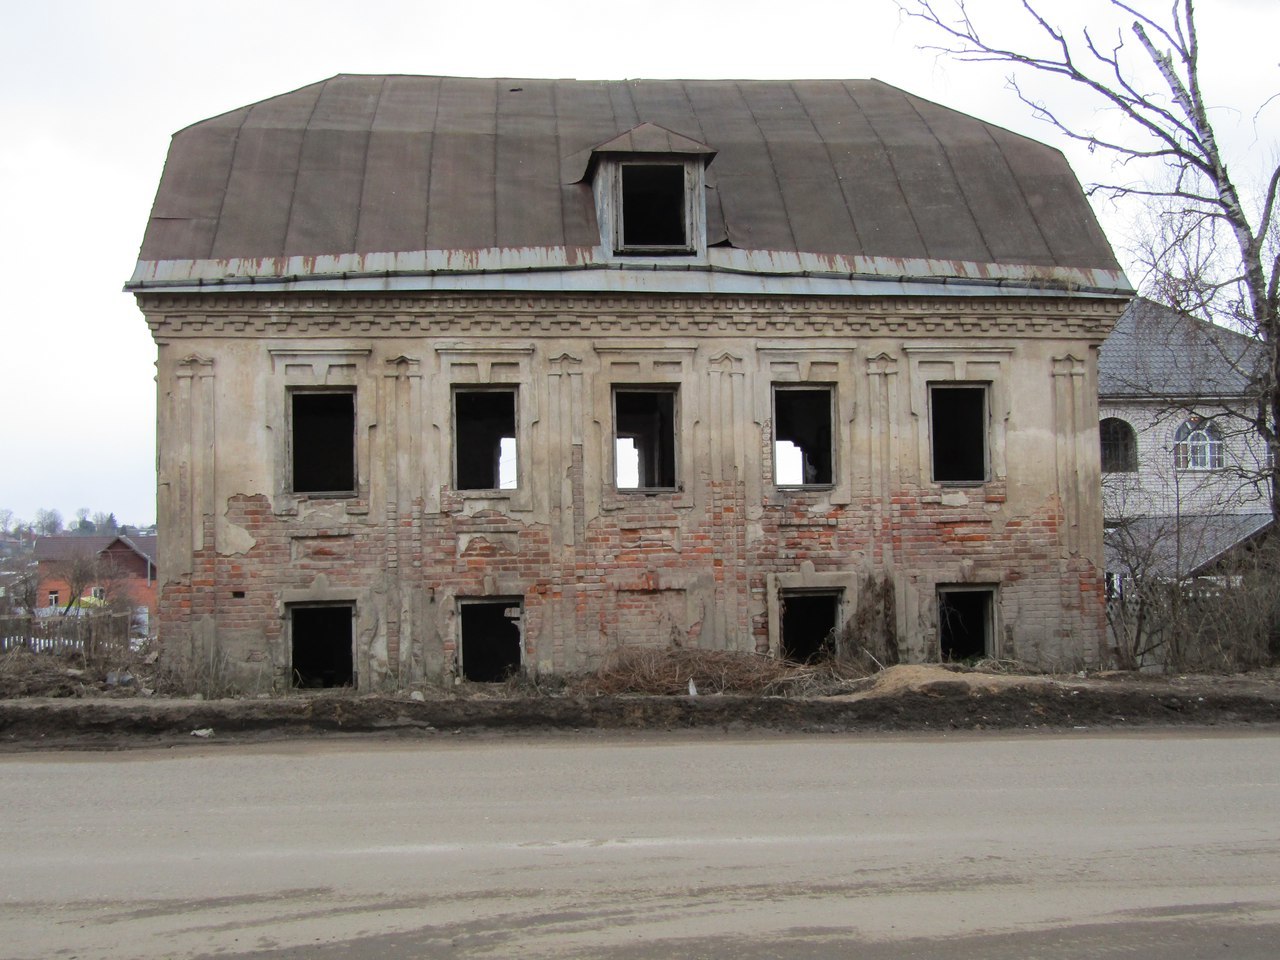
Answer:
[{"left": 131, "top": 75, "right": 1128, "bottom": 295}]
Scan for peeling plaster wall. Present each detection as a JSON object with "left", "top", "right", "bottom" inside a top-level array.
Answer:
[{"left": 145, "top": 292, "right": 1120, "bottom": 688}]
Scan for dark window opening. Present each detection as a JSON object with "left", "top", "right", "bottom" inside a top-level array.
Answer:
[
  {"left": 1100, "top": 418, "right": 1138, "bottom": 473},
  {"left": 455, "top": 390, "right": 518, "bottom": 490},
  {"left": 292, "top": 391, "right": 355, "bottom": 494},
  {"left": 775, "top": 388, "right": 834, "bottom": 486},
  {"left": 938, "top": 588, "right": 992, "bottom": 661},
  {"left": 615, "top": 388, "right": 677, "bottom": 489},
  {"left": 620, "top": 163, "right": 687, "bottom": 250},
  {"left": 781, "top": 591, "right": 840, "bottom": 663},
  {"left": 460, "top": 600, "right": 522, "bottom": 682},
  {"left": 931, "top": 385, "right": 987, "bottom": 483},
  {"left": 291, "top": 604, "right": 354, "bottom": 688}
]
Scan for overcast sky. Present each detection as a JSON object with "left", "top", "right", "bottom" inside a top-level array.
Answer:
[{"left": 2, "top": 0, "right": 1276, "bottom": 528}]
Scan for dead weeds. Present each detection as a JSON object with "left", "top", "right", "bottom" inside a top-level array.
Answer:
[{"left": 569, "top": 646, "right": 874, "bottom": 697}]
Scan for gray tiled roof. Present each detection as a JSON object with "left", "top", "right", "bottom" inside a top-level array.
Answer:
[
  {"left": 136, "top": 75, "right": 1120, "bottom": 272},
  {"left": 1105, "top": 512, "right": 1273, "bottom": 578},
  {"left": 1099, "top": 298, "right": 1261, "bottom": 399}
]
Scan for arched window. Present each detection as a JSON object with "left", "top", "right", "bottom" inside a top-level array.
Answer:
[
  {"left": 1174, "top": 417, "right": 1223, "bottom": 470},
  {"left": 1099, "top": 418, "right": 1138, "bottom": 473}
]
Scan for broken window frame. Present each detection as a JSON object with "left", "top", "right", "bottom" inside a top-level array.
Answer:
[
  {"left": 452, "top": 386, "right": 520, "bottom": 492},
  {"left": 288, "top": 388, "right": 357, "bottom": 497},
  {"left": 773, "top": 384, "right": 836, "bottom": 488},
  {"left": 612, "top": 159, "right": 700, "bottom": 256},
  {"left": 928, "top": 383, "right": 990, "bottom": 485},
  {"left": 1100, "top": 417, "right": 1139, "bottom": 473},
  {"left": 458, "top": 597, "right": 524, "bottom": 683},
  {"left": 613, "top": 385, "right": 680, "bottom": 492},
  {"left": 937, "top": 585, "right": 996, "bottom": 662}
]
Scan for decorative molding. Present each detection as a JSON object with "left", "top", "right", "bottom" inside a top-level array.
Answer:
[{"left": 140, "top": 293, "right": 1125, "bottom": 340}]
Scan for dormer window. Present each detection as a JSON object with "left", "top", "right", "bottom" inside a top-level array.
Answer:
[
  {"left": 617, "top": 162, "right": 693, "bottom": 253},
  {"left": 582, "top": 122, "right": 715, "bottom": 259}
]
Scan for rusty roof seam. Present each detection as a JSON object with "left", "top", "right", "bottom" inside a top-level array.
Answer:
[
  {"left": 490, "top": 77, "right": 501, "bottom": 252},
  {"left": 791, "top": 80, "right": 865, "bottom": 254},
  {"left": 843, "top": 83, "right": 930, "bottom": 260},
  {"left": 277, "top": 83, "right": 326, "bottom": 259},
  {"left": 905, "top": 95, "right": 997, "bottom": 265},
  {"left": 985, "top": 122, "right": 1057, "bottom": 264},
  {"left": 551, "top": 81, "right": 570, "bottom": 250},
  {"left": 351, "top": 77, "right": 389, "bottom": 256},
  {"left": 207, "top": 106, "right": 250, "bottom": 259},
  {"left": 737, "top": 80, "right": 801, "bottom": 255},
  {"left": 421, "top": 78, "right": 444, "bottom": 252}
]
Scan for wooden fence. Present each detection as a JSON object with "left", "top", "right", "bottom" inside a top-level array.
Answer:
[{"left": 0, "top": 611, "right": 135, "bottom": 658}]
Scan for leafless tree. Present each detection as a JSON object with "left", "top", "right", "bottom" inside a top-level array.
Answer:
[
  {"left": 51, "top": 550, "right": 99, "bottom": 615},
  {"left": 897, "top": 0, "right": 1279, "bottom": 521},
  {"left": 33, "top": 508, "right": 63, "bottom": 537}
]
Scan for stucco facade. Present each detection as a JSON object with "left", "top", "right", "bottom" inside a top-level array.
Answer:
[
  {"left": 139, "top": 291, "right": 1120, "bottom": 686},
  {"left": 130, "top": 76, "right": 1130, "bottom": 688}
]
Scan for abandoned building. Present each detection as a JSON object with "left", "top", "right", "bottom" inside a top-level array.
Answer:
[{"left": 127, "top": 75, "right": 1131, "bottom": 688}]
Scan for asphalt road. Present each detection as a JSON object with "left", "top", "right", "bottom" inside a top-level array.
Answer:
[{"left": 1, "top": 731, "right": 1278, "bottom": 959}]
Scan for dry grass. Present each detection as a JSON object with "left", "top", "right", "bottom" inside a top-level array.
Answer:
[{"left": 568, "top": 646, "right": 875, "bottom": 697}]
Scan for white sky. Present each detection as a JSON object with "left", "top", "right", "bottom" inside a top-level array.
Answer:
[{"left": 1, "top": 0, "right": 1276, "bottom": 528}]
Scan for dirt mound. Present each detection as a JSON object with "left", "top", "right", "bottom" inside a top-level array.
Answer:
[{"left": 856, "top": 663, "right": 1058, "bottom": 698}]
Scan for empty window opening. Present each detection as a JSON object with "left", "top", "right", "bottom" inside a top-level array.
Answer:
[
  {"left": 930, "top": 385, "right": 987, "bottom": 483},
  {"left": 460, "top": 600, "right": 522, "bottom": 682},
  {"left": 1100, "top": 418, "right": 1138, "bottom": 473},
  {"left": 775, "top": 388, "right": 834, "bottom": 486},
  {"left": 455, "top": 390, "right": 518, "bottom": 490},
  {"left": 938, "top": 588, "right": 993, "bottom": 661},
  {"left": 615, "top": 388, "right": 677, "bottom": 489},
  {"left": 292, "top": 391, "right": 355, "bottom": 494},
  {"left": 291, "top": 604, "right": 355, "bottom": 689},
  {"left": 620, "top": 163, "right": 687, "bottom": 250},
  {"left": 780, "top": 591, "right": 841, "bottom": 664}
]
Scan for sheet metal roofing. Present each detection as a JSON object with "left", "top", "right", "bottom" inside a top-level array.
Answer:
[
  {"left": 1105, "top": 513, "right": 1273, "bottom": 578},
  {"left": 130, "top": 75, "right": 1127, "bottom": 294},
  {"left": 1099, "top": 299, "right": 1262, "bottom": 399}
]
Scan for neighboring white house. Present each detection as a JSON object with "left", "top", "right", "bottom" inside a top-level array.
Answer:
[{"left": 1099, "top": 298, "right": 1272, "bottom": 582}]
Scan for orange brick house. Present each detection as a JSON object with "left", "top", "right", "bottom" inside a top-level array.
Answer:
[
  {"left": 34, "top": 535, "right": 158, "bottom": 629},
  {"left": 128, "top": 76, "right": 1131, "bottom": 689}
]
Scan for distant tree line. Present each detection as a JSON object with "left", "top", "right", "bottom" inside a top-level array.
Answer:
[{"left": 0, "top": 507, "right": 153, "bottom": 540}]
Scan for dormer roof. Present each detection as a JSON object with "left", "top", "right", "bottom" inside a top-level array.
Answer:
[{"left": 128, "top": 75, "right": 1129, "bottom": 296}]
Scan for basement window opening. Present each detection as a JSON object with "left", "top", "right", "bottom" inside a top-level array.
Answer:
[
  {"left": 774, "top": 387, "right": 834, "bottom": 486},
  {"left": 617, "top": 163, "right": 689, "bottom": 253},
  {"left": 455, "top": 389, "right": 518, "bottom": 490},
  {"left": 938, "top": 587, "right": 993, "bottom": 662},
  {"left": 780, "top": 590, "right": 841, "bottom": 664},
  {"left": 615, "top": 388, "right": 677, "bottom": 490},
  {"left": 460, "top": 599, "right": 523, "bottom": 682},
  {"left": 291, "top": 391, "right": 355, "bottom": 495},
  {"left": 930, "top": 385, "right": 988, "bottom": 484},
  {"left": 290, "top": 604, "right": 355, "bottom": 689}
]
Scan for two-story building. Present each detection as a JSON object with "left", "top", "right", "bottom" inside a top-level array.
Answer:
[
  {"left": 128, "top": 76, "right": 1130, "bottom": 689},
  {"left": 1099, "top": 297, "right": 1271, "bottom": 583}
]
